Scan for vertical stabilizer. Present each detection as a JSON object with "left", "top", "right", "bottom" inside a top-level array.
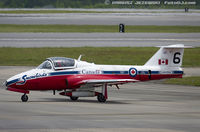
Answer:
[{"left": 144, "top": 44, "right": 191, "bottom": 67}]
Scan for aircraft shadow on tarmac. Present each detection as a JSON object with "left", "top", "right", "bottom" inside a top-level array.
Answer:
[
  {"left": 37, "top": 98, "right": 132, "bottom": 104},
  {"left": 0, "top": 98, "right": 131, "bottom": 104}
]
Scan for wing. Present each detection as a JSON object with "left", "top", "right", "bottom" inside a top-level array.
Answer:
[
  {"left": 75, "top": 79, "right": 139, "bottom": 90},
  {"left": 82, "top": 79, "right": 138, "bottom": 84}
]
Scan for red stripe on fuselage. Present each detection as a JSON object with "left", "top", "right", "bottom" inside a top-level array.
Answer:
[{"left": 8, "top": 73, "right": 182, "bottom": 91}]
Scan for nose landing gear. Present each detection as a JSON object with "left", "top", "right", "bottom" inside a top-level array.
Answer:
[{"left": 21, "top": 94, "right": 28, "bottom": 102}]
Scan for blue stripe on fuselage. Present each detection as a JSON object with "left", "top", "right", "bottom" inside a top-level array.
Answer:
[
  {"left": 138, "top": 70, "right": 183, "bottom": 75},
  {"left": 173, "top": 71, "right": 184, "bottom": 74},
  {"left": 49, "top": 71, "right": 79, "bottom": 76},
  {"left": 49, "top": 70, "right": 183, "bottom": 76},
  {"left": 103, "top": 71, "right": 128, "bottom": 74},
  {"left": 6, "top": 78, "right": 20, "bottom": 86}
]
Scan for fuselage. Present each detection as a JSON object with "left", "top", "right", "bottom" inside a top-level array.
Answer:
[{"left": 6, "top": 59, "right": 183, "bottom": 91}]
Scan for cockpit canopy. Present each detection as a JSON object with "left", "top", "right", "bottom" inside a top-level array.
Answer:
[{"left": 37, "top": 57, "right": 76, "bottom": 70}]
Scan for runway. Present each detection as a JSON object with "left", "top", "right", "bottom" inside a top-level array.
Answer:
[
  {"left": 0, "top": 33, "right": 199, "bottom": 47},
  {"left": 0, "top": 12, "right": 200, "bottom": 26},
  {"left": 0, "top": 66, "right": 200, "bottom": 132}
]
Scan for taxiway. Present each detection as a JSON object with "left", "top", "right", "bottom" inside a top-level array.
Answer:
[
  {"left": 0, "top": 33, "right": 199, "bottom": 47},
  {"left": 0, "top": 12, "right": 200, "bottom": 26}
]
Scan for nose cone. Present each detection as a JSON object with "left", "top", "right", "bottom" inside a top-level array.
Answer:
[
  {"left": 4, "top": 81, "right": 8, "bottom": 87},
  {"left": 5, "top": 70, "right": 32, "bottom": 87},
  {"left": 5, "top": 69, "right": 41, "bottom": 87},
  {"left": 6, "top": 76, "right": 20, "bottom": 87}
]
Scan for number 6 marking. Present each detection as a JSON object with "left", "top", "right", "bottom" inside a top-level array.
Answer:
[{"left": 173, "top": 52, "right": 181, "bottom": 64}]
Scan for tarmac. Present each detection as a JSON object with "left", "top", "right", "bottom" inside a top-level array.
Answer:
[{"left": 0, "top": 66, "right": 200, "bottom": 132}]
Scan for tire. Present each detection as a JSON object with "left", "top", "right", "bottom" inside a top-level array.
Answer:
[
  {"left": 97, "top": 93, "right": 106, "bottom": 102},
  {"left": 70, "top": 96, "right": 79, "bottom": 101},
  {"left": 21, "top": 94, "right": 28, "bottom": 102}
]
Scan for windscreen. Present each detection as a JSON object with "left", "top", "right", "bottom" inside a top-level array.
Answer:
[{"left": 37, "top": 61, "right": 52, "bottom": 69}]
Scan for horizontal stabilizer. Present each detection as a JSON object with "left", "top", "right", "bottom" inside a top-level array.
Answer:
[{"left": 156, "top": 44, "right": 193, "bottom": 48}]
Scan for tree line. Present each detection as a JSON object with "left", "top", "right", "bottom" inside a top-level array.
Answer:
[{"left": 0, "top": 0, "right": 104, "bottom": 8}]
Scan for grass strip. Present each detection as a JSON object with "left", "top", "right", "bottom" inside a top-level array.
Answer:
[
  {"left": 0, "top": 47, "right": 199, "bottom": 67},
  {"left": 164, "top": 76, "right": 200, "bottom": 87},
  {"left": 0, "top": 10, "right": 123, "bottom": 14},
  {"left": 0, "top": 24, "right": 200, "bottom": 33}
]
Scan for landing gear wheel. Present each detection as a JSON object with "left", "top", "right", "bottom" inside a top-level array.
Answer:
[
  {"left": 21, "top": 94, "right": 28, "bottom": 102},
  {"left": 97, "top": 93, "right": 106, "bottom": 102},
  {"left": 70, "top": 96, "right": 79, "bottom": 101}
]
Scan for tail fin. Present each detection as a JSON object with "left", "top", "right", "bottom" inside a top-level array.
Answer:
[{"left": 145, "top": 44, "right": 191, "bottom": 67}]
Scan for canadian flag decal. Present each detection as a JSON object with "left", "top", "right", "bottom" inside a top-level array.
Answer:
[{"left": 158, "top": 59, "right": 168, "bottom": 65}]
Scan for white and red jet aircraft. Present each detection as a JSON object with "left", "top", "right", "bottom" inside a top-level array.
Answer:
[{"left": 5, "top": 44, "right": 189, "bottom": 102}]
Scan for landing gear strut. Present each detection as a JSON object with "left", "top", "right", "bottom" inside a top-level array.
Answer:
[
  {"left": 21, "top": 94, "right": 28, "bottom": 102},
  {"left": 97, "top": 84, "right": 108, "bottom": 102}
]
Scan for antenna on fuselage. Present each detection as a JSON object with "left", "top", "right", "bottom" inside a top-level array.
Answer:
[{"left": 78, "top": 55, "right": 82, "bottom": 61}]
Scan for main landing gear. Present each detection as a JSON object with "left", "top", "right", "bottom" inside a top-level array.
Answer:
[
  {"left": 21, "top": 94, "right": 28, "bottom": 102},
  {"left": 97, "top": 93, "right": 106, "bottom": 102},
  {"left": 70, "top": 96, "right": 79, "bottom": 101},
  {"left": 59, "top": 83, "right": 108, "bottom": 103},
  {"left": 97, "top": 84, "right": 108, "bottom": 103},
  {"left": 68, "top": 93, "right": 107, "bottom": 102}
]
